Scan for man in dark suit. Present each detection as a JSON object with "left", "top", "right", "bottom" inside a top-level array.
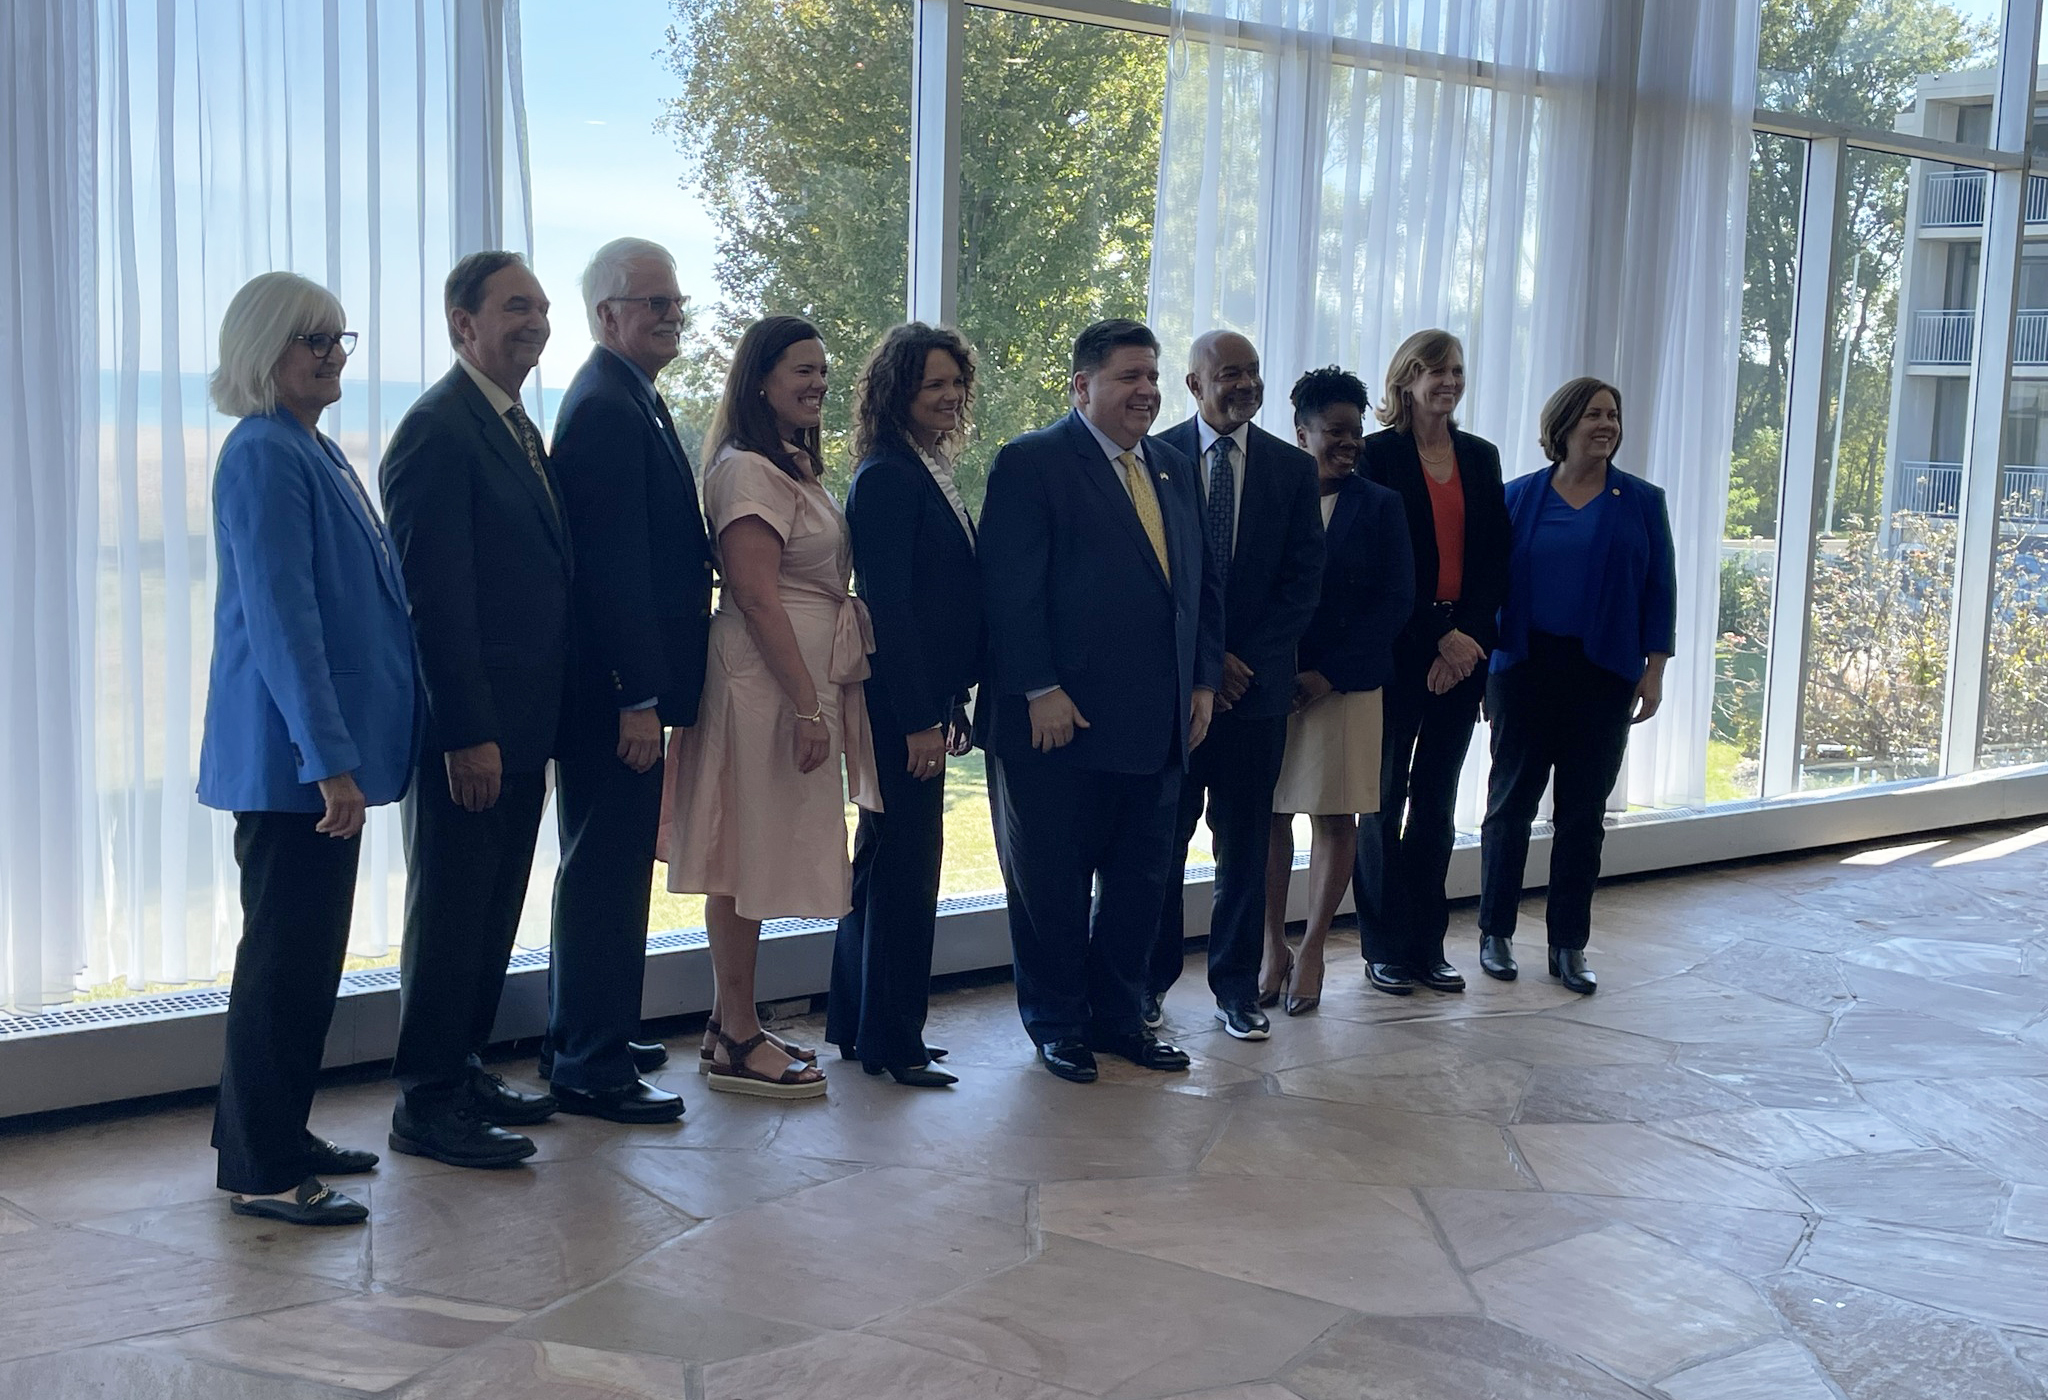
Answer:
[
  {"left": 1148, "top": 331, "right": 1323, "bottom": 1039},
  {"left": 380, "top": 250, "right": 569, "bottom": 1168},
  {"left": 536, "top": 237, "right": 711, "bottom": 1124},
  {"left": 979, "top": 318, "right": 1225, "bottom": 1084}
]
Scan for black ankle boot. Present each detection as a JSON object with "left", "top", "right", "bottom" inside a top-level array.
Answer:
[
  {"left": 1479, "top": 934, "right": 1517, "bottom": 981},
  {"left": 1548, "top": 946, "right": 1596, "bottom": 995}
]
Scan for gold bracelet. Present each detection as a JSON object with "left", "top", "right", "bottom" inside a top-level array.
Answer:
[{"left": 794, "top": 703, "right": 825, "bottom": 724}]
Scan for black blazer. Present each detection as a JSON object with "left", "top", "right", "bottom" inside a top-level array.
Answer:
[
  {"left": 846, "top": 439, "right": 982, "bottom": 737},
  {"left": 548, "top": 347, "right": 713, "bottom": 730},
  {"left": 978, "top": 410, "right": 1226, "bottom": 775},
  {"left": 1298, "top": 474, "right": 1414, "bottom": 694},
  {"left": 1359, "top": 426, "right": 1511, "bottom": 655},
  {"left": 379, "top": 362, "right": 573, "bottom": 775},
  {"left": 1156, "top": 417, "right": 1325, "bottom": 719}
]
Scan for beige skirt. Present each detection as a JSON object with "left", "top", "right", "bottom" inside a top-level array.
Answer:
[{"left": 1272, "top": 687, "right": 1383, "bottom": 816}]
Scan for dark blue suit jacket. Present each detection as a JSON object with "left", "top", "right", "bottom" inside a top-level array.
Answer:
[
  {"left": 1360, "top": 426, "right": 1511, "bottom": 655},
  {"left": 1155, "top": 417, "right": 1324, "bottom": 719},
  {"left": 979, "top": 410, "right": 1225, "bottom": 775},
  {"left": 1298, "top": 474, "right": 1414, "bottom": 694},
  {"left": 198, "top": 411, "right": 418, "bottom": 812},
  {"left": 549, "top": 347, "right": 713, "bottom": 730},
  {"left": 846, "top": 438, "right": 982, "bottom": 737},
  {"left": 379, "top": 362, "right": 574, "bottom": 775},
  {"left": 1494, "top": 464, "right": 1677, "bottom": 684}
]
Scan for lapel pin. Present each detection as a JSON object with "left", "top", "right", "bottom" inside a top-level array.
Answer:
[
  {"left": 1611, "top": 487, "right": 1620, "bottom": 495},
  {"left": 1157, "top": 471, "right": 1169, "bottom": 481}
]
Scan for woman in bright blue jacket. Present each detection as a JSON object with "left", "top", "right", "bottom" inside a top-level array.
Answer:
[
  {"left": 197, "top": 272, "right": 417, "bottom": 1226},
  {"left": 1476, "top": 378, "right": 1675, "bottom": 995}
]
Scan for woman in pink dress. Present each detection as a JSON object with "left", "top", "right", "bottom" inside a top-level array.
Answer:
[{"left": 660, "top": 315, "right": 880, "bottom": 1099}]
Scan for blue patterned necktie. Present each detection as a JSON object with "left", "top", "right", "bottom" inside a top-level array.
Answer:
[{"left": 1206, "top": 436, "right": 1236, "bottom": 587}]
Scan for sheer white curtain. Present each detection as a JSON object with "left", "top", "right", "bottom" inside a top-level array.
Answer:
[
  {"left": 2, "top": 0, "right": 97, "bottom": 1011},
  {"left": 0, "top": 0, "right": 533, "bottom": 1010},
  {"left": 1150, "top": 0, "right": 1759, "bottom": 815}
]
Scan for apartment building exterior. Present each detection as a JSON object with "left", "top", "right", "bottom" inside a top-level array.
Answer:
[{"left": 1886, "top": 69, "right": 2048, "bottom": 533}]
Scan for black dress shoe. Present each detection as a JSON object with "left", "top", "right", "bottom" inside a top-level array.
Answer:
[
  {"left": 1415, "top": 959, "right": 1466, "bottom": 993},
  {"left": 389, "top": 1101, "right": 536, "bottom": 1169},
  {"left": 1087, "top": 1030, "right": 1192, "bottom": 1072},
  {"left": 1141, "top": 993, "right": 1166, "bottom": 1031},
  {"left": 1037, "top": 1038, "right": 1099, "bottom": 1083},
  {"left": 303, "top": 1134, "right": 379, "bottom": 1175},
  {"left": 866, "top": 1063, "right": 958, "bottom": 1088},
  {"left": 1214, "top": 1002, "right": 1271, "bottom": 1040},
  {"left": 468, "top": 1068, "right": 557, "bottom": 1126},
  {"left": 1479, "top": 934, "right": 1518, "bottom": 981},
  {"left": 1365, "top": 961, "right": 1418, "bottom": 995},
  {"left": 1549, "top": 946, "right": 1597, "bottom": 995},
  {"left": 230, "top": 1177, "right": 368, "bottom": 1227},
  {"left": 553, "top": 1079, "right": 685, "bottom": 1124}
]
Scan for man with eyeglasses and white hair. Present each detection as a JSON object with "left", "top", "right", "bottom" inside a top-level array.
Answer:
[{"left": 535, "top": 237, "right": 713, "bottom": 1123}]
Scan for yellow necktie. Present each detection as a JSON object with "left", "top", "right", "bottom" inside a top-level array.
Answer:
[{"left": 1118, "top": 450, "right": 1170, "bottom": 581}]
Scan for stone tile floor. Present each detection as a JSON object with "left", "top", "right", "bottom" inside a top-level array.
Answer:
[{"left": 7, "top": 820, "right": 2048, "bottom": 1397}]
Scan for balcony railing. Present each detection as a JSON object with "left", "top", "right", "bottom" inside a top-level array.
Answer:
[
  {"left": 1907, "top": 309, "right": 2048, "bottom": 367},
  {"left": 1894, "top": 462, "right": 2048, "bottom": 523},
  {"left": 1918, "top": 170, "right": 2048, "bottom": 227}
]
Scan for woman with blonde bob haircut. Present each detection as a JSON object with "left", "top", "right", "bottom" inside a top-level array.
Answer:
[
  {"left": 826, "top": 323, "right": 983, "bottom": 1087},
  {"left": 197, "top": 271, "right": 417, "bottom": 1226},
  {"left": 1475, "top": 377, "right": 1674, "bottom": 994},
  {"left": 1352, "top": 328, "right": 1510, "bottom": 999}
]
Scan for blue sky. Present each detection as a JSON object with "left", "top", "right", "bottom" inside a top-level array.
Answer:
[{"left": 521, "top": 0, "right": 726, "bottom": 387}]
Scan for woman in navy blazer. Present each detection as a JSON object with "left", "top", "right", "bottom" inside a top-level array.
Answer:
[
  {"left": 828, "top": 324, "right": 984, "bottom": 1087},
  {"left": 1355, "top": 330, "right": 1511, "bottom": 997},
  {"left": 1477, "top": 378, "right": 1675, "bottom": 994},
  {"left": 1263, "top": 368, "right": 1413, "bottom": 1015},
  {"left": 197, "top": 273, "right": 417, "bottom": 1226}
]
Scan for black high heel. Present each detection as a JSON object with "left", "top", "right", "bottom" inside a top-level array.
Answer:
[
  {"left": 1257, "top": 949, "right": 1295, "bottom": 1010},
  {"left": 863, "top": 1061, "right": 958, "bottom": 1088},
  {"left": 1283, "top": 950, "right": 1322, "bottom": 1017}
]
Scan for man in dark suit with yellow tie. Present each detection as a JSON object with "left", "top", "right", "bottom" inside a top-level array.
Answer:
[
  {"left": 381, "top": 251, "right": 569, "bottom": 1168},
  {"left": 979, "top": 319, "right": 1226, "bottom": 1083}
]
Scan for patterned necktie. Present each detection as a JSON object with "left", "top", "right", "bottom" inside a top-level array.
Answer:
[
  {"left": 1206, "top": 437, "right": 1236, "bottom": 588},
  {"left": 504, "top": 400, "right": 563, "bottom": 527},
  {"left": 1118, "top": 450, "right": 1170, "bottom": 581}
]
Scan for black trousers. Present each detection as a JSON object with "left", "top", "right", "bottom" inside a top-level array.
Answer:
[
  {"left": 546, "top": 721, "right": 662, "bottom": 1092},
  {"left": 1148, "top": 707, "right": 1288, "bottom": 1005},
  {"left": 391, "top": 763, "right": 548, "bottom": 1104},
  {"left": 1353, "top": 642, "right": 1485, "bottom": 970},
  {"left": 828, "top": 719, "right": 946, "bottom": 1067},
  {"left": 988, "top": 754, "right": 1181, "bottom": 1046},
  {"left": 1478, "top": 634, "right": 1636, "bottom": 951},
  {"left": 212, "top": 812, "right": 360, "bottom": 1194}
]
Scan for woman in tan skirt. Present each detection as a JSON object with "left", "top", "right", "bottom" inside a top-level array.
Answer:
[
  {"left": 660, "top": 316, "right": 882, "bottom": 1097},
  {"left": 1262, "top": 368, "right": 1414, "bottom": 1014}
]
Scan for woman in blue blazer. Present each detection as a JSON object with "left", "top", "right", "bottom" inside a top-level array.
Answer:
[
  {"left": 1477, "top": 378, "right": 1675, "bottom": 994},
  {"left": 1263, "top": 368, "right": 1413, "bottom": 1014},
  {"left": 197, "top": 273, "right": 417, "bottom": 1225},
  {"left": 827, "top": 323, "right": 983, "bottom": 1087}
]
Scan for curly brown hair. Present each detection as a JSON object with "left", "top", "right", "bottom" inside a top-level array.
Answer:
[{"left": 850, "top": 322, "right": 977, "bottom": 463}]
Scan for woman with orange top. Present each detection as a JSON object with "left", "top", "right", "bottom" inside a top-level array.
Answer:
[{"left": 1353, "top": 329, "right": 1510, "bottom": 998}]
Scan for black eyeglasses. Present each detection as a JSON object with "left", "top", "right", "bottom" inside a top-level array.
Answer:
[
  {"left": 603, "top": 296, "right": 688, "bottom": 318},
  {"left": 297, "top": 331, "right": 359, "bottom": 359}
]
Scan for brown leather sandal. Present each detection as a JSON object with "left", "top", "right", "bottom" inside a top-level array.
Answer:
[
  {"left": 706, "top": 1029, "right": 828, "bottom": 1100},
  {"left": 700, "top": 1016, "right": 819, "bottom": 1074}
]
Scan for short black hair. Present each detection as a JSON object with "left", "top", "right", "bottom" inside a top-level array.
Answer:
[
  {"left": 1072, "top": 318, "right": 1160, "bottom": 376},
  {"left": 444, "top": 250, "right": 527, "bottom": 347},
  {"left": 1291, "top": 365, "right": 1371, "bottom": 426}
]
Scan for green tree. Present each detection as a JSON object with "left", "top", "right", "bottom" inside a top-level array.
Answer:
[
  {"left": 657, "top": 0, "right": 1163, "bottom": 508},
  {"left": 1731, "top": 0, "right": 1991, "bottom": 538}
]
